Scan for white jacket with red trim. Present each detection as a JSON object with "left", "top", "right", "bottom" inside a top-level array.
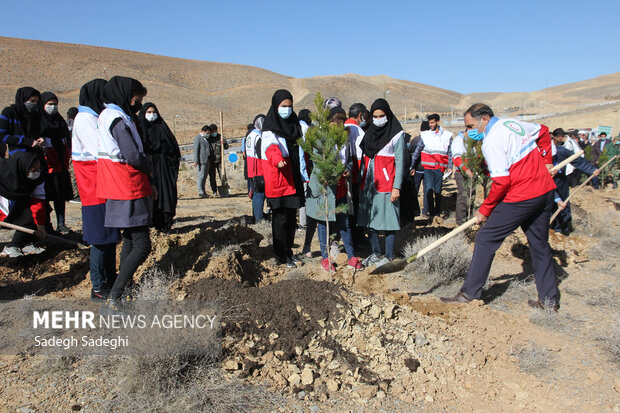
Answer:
[
  {"left": 344, "top": 119, "right": 364, "bottom": 185},
  {"left": 96, "top": 105, "right": 152, "bottom": 201},
  {"left": 479, "top": 118, "right": 556, "bottom": 216},
  {"left": 245, "top": 129, "right": 262, "bottom": 179},
  {"left": 420, "top": 128, "right": 453, "bottom": 172},
  {"left": 72, "top": 110, "right": 106, "bottom": 206},
  {"left": 361, "top": 131, "right": 405, "bottom": 194},
  {"left": 261, "top": 131, "right": 297, "bottom": 198}
]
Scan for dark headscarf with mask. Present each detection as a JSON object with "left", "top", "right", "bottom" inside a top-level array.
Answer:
[
  {"left": 13, "top": 87, "right": 41, "bottom": 140},
  {"left": 0, "top": 151, "right": 44, "bottom": 200},
  {"left": 136, "top": 102, "right": 180, "bottom": 218},
  {"left": 262, "top": 89, "right": 301, "bottom": 142},
  {"left": 298, "top": 109, "right": 312, "bottom": 126},
  {"left": 103, "top": 76, "right": 146, "bottom": 122},
  {"left": 79, "top": 79, "right": 107, "bottom": 114},
  {"left": 39, "top": 92, "right": 71, "bottom": 170},
  {"left": 359, "top": 98, "right": 403, "bottom": 159}
]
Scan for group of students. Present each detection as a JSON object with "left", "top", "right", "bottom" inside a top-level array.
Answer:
[{"left": 0, "top": 76, "right": 181, "bottom": 307}]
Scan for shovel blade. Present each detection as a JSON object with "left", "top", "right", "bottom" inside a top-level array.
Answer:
[{"left": 370, "top": 258, "right": 408, "bottom": 275}]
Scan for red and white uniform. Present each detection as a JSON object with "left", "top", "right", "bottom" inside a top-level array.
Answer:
[
  {"left": 261, "top": 131, "right": 297, "bottom": 198},
  {"left": 245, "top": 129, "right": 262, "bottom": 179},
  {"left": 72, "top": 111, "right": 106, "bottom": 206},
  {"left": 450, "top": 133, "right": 468, "bottom": 172},
  {"left": 96, "top": 105, "right": 152, "bottom": 201},
  {"left": 361, "top": 131, "right": 405, "bottom": 193},
  {"left": 344, "top": 119, "right": 365, "bottom": 184},
  {"left": 420, "top": 127, "right": 453, "bottom": 172},
  {"left": 0, "top": 184, "right": 46, "bottom": 225},
  {"left": 480, "top": 118, "right": 556, "bottom": 216}
]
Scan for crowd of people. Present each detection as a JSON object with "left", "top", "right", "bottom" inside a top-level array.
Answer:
[{"left": 1, "top": 80, "right": 617, "bottom": 311}]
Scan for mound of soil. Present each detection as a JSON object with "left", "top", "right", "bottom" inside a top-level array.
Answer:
[{"left": 187, "top": 278, "right": 345, "bottom": 361}]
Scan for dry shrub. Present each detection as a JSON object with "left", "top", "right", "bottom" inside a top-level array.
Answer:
[
  {"left": 509, "top": 342, "right": 554, "bottom": 376},
  {"left": 133, "top": 267, "right": 176, "bottom": 300},
  {"left": 490, "top": 275, "right": 537, "bottom": 309},
  {"left": 528, "top": 302, "right": 576, "bottom": 333},
  {"left": 251, "top": 219, "right": 272, "bottom": 245},
  {"left": 585, "top": 285, "right": 619, "bottom": 307},
  {"left": 401, "top": 234, "right": 470, "bottom": 291},
  {"left": 286, "top": 268, "right": 306, "bottom": 281},
  {"left": 211, "top": 244, "right": 242, "bottom": 257},
  {"left": 596, "top": 319, "right": 620, "bottom": 366}
]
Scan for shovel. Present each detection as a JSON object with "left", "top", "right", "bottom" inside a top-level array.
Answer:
[
  {"left": 217, "top": 111, "right": 230, "bottom": 198},
  {"left": 0, "top": 220, "right": 89, "bottom": 250},
  {"left": 371, "top": 150, "right": 588, "bottom": 275},
  {"left": 550, "top": 155, "right": 617, "bottom": 223}
]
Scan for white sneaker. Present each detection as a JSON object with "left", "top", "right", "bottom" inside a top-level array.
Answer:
[
  {"left": 1, "top": 246, "right": 24, "bottom": 257},
  {"left": 22, "top": 244, "right": 46, "bottom": 255}
]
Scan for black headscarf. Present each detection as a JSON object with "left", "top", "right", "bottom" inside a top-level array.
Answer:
[
  {"left": 67, "top": 107, "right": 78, "bottom": 120},
  {"left": 39, "top": 92, "right": 71, "bottom": 168},
  {"left": 103, "top": 76, "right": 146, "bottom": 121},
  {"left": 262, "top": 89, "right": 301, "bottom": 142},
  {"left": 79, "top": 79, "right": 107, "bottom": 114},
  {"left": 359, "top": 98, "right": 403, "bottom": 158},
  {"left": 328, "top": 106, "right": 346, "bottom": 121},
  {"left": 137, "top": 103, "right": 181, "bottom": 159},
  {"left": 298, "top": 109, "right": 312, "bottom": 126},
  {"left": 13, "top": 87, "right": 41, "bottom": 140},
  {"left": 0, "top": 151, "right": 44, "bottom": 200},
  {"left": 136, "top": 102, "right": 180, "bottom": 219}
]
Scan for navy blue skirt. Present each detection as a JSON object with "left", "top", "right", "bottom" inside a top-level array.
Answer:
[{"left": 82, "top": 203, "right": 121, "bottom": 245}]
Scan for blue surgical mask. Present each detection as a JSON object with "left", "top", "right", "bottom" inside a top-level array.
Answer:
[
  {"left": 359, "top": 119, "right": 367, "bottom": 128},
  {"left": 467, "top": 119, "right": 485, "bottom": 141},
  {"left": 211, "top": 132, "right": 217, "bottom": 137},
  {"left": 278, "top": 107, "right": 292, "bottom": 119}
]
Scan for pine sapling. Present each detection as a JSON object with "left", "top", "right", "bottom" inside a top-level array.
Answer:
[
  {"left": 298, "top": 93, "right": 349, "bottom": 280},
  {"left": 462, "top": 136, "right": 486, "bottom": 219}
]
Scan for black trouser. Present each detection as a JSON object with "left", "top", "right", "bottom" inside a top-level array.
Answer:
[
  {"left": 53, "top": 199, "right": 66, "bottom": 227},
  {"left": 109, "top": 226, "right": 151, "bottom": 299},
  {"left": 551, "top": 177, "right": 571, "bottom": 235},
  {"left": 454, "top": 170, "right": 475, "bottom": 225},
  {"left": 209, "top": 162, "right": 222, "bottom": 193},
  {"left": 413, "top": 170, "right": 423, "bottom": 216},
  {"left": 460, "top": 191, "right": 558, "bottom": 303},
  {"left": 5, "top": 199, "right": 37, "bottom": 248},
  {"left": 271, "top": 207, "right": 296, "bottom": 262}
]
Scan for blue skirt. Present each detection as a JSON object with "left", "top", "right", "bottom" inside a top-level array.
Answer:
[{"left": 82, "top": 203, "right": 121, "bottom": 245}]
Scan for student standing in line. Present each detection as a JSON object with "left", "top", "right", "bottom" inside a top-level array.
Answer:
[
  {"left": 97, "top": 76, "right": 154, "bottom": 306},
  {"left": 305, "top": 107, "right": 364, "bottom": 271},
  {"left": 39, "top": 92, "right": 74, "bottom": 234},
  {"left": 358, "top": 99, "right": 406, "bottom": 267},
  {"left": 261, "top": 89, "right": 304, "bottom": 268},
  {"left": 246, "top": 114, "right": 266, "bottom": 223},
  {"left": 72, "top": 79, "right": 121, "bottom": 300},
  {"left": 138, "top": 103, "right": 181, "bottom": 233},
  {"left": 0, "top": 87, "right": 46, "bottom": 158}
]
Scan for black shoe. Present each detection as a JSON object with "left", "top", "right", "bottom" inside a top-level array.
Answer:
[
  {"left": 440, "top": 292, "right": 473, "bottom": 304},
  {"left": 285, "top": 257, "right": 297, "bottom": 268},
  {"left": 91, "top": 289, "right": 109, "bottom": 301},
  {"left": 57, "top": 224, "right": 71, "bottom": 235},
  {"left": 100, "top": 298, "right": 127, "bottom": 316},
  {"left": 290, "top": 255, "right": 304, "bottom": 266}
]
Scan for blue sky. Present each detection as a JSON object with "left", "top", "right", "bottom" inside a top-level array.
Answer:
[{"left": 2, "top": 0, "right": 618, "bottom": 94}]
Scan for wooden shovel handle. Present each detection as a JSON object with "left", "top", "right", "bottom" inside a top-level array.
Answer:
[
  {"left": 550, "top": 155, "right": 616, "bottom": 223},
  {"left": 549, "top": 150, "right": 584, "bottom": 173},
  {"left": 0, "top": 220, "right": 87, "bottom": 249},
  {"left": 409, "top": 217, "right": 478, "bottom": 263}
]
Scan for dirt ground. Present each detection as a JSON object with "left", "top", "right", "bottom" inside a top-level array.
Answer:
[{"left": 0, "top": 162, "right": 618, "bottom": 412}]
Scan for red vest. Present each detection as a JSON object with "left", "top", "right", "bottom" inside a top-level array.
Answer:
[
  {"left": 96, "top": 105, "right": 152, "bottom": 201},
  {"left": 260, "top": 131, "right": 297, "bottom": 198},
  {"left": 361, "top": 131, "right": 404, "bottom": 193}
]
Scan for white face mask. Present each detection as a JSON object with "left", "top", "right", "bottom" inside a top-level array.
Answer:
[
  {"left": 278, "top": 107, "right": 292, "bottom": 119},
  {"left": 145, "top": 113, "right": 158, "bottom": 122},
  {"left": 373, "top": 116, "right": 388, "bottom": 128},
  {"left": 44, "top": 105, "right": 58, "bottom": 115},
  {"left": 27, "top": 170, "right": 41, "bottom": 180}
]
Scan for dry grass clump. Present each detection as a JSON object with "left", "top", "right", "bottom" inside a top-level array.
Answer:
[
  {"left": 509, "top": 342, "right": 554, "bottom": 376},
  {"left": 597, "top": 319, "right": 620, "bottom": 366},
  {"left": 251, "top": 219, "right": 272, "bottom": 245},
  {"left": 585, "top": 285, "right": 619, "bottom": 307},
  {"left": 286, "top": 268, "right": 306, "bottom": 281},
  {"left": 133, "top": 267, "right": 176, "bottom": 300},
  {"left": 528, "top": 302, "right": 577, "bottom": 333},
  {"left": 211, "top": 244, "right": 242, "bottom": 257},
  {"left": 490, "top": 275, "right": 537, "bottom": 309},
  {"left": 401, "top": 234, "right": 470, "bottom": 291}
]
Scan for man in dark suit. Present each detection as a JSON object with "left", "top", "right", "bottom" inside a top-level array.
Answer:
[
  {"left": 193, "top": 125, "right": 212, "bottom": 198},
  {"left": 591, "top": 132, "right": 612, "bottom": 165}
]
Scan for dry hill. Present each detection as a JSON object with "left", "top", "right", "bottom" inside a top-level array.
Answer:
[{"left": 0, "top": 37, "right": 460, "bottom": 143}]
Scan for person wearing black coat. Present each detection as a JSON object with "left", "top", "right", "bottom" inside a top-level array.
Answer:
[{"left": 138, "top": 103, "right": 181, "bottom": 232}]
